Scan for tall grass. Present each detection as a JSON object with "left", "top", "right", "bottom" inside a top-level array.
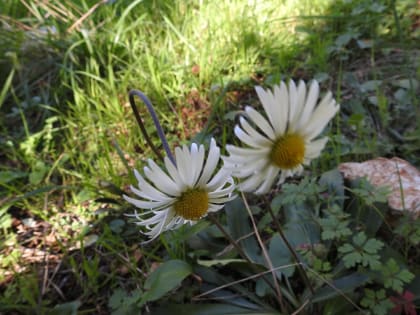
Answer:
[{"left": 36, "top": 0, "right": 333, "bottom": 189}]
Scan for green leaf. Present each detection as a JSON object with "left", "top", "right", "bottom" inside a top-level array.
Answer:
[
  {"left": 335, "top": 33, "right": 353, "bottom": 47},
  {"left": 391, "top": 78, "right": 419, "bottom": 90},
  {"left": 282, "top": 203, "right": 320, "bottom": 245},
  {"left": 0, "top": 69, "right": 14, "bottom": 110},
  {"left": 194, "top": 265, "right": 273, "bottom": 310},
  {"left": 320, "top": 216, "right": 351, "bottom": 241},
  {"left": 319, "top": 169, "right": 344, "bottom": 205},
  {"left": 0, "top": 205, "right": 12, "bottom": 229},
  {"left": 109, "top": 219, "right": 125, "bottom": 234},
  {"left": 360, "top": 289, "right": 393, "bottom": 315},
  {"left": 150, "top": 303, "right": 282, "bottom": 315},
  {"left": 0, "top": 170, "right": 27, "bottom": 184},
  {"left": 364, "top": 238, "right": 384, "bottom": 254},
  {"left": 353, "top": 232, "right": 367, "bottom": 246},
  {"left": 29, "top": 160, "right": 49, "bottom": 185},
  {"left": 197, "top": 259, "right": 246, "bottom": 267},
  {"left": 312, "top": 273, "right": 370, "bottom": 303},
  {"left": 225, "top": 199, "right": 260, "bottom": 262},
  {"left": 141, "top": 260, "right": 192, "bottom": 304},
  {"left": 338, "top": 232, "right": 383, "bottom": 269},
  {"left": 48, "top": 300, "right": 81, "bottom": 315},
  {"left": 108, "top": 288, "right": 143, "bottom": 315},
  {"left": 381, "top": 259, "right": 415, "bottom": 293},
  {"left": 360, "top": 80, "right": 382, "bottom": 92},
  {"left": 268, "top": 235, "right": 295, "bottom": 278}
]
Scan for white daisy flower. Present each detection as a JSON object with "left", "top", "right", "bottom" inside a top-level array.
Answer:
[
  {"left": 124, "top": 138, "right": 236, "bottom": 242},
  {"left": 223, "top": 79, "right": 340, "bottom": 194}
]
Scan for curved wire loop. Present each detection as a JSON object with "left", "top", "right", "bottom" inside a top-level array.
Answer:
[{"left": 128, "top": 90, "right": 176, "bottom": 166}]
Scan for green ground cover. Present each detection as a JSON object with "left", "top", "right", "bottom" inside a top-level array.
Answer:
[{"left": 0, "top": 0, "right": 419, "bottom": 314}]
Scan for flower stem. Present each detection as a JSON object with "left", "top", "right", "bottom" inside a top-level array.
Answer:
[{"left": 128, "top": 90, "right": 176, "bottom": 165}]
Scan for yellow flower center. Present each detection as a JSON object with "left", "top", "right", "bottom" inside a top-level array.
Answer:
[
  {"left": 270, "top": 133, "right": 305, "bottom": 169},
  {"left": 174, "top": 188, "right": 209, "bottom": 220}
]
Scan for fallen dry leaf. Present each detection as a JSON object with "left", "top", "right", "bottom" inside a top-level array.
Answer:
[{"left": 338, "top": 157, "right": 420, "bottom": 217}]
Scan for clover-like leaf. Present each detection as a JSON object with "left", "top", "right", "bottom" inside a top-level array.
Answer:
[
  {"left": 360, "top": 289, "right": 394, "bottom": 315},
  {"left": 381, "top": 259, "right": 415, "bottom": 293},
  {"left": 338, "top": 232, "right": 383, "bottom": 269}
]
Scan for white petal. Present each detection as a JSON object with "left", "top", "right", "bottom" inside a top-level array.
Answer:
[
  {"left": 272, "top": 82, "right": 289, "bottom": 135},
  {"left": 208, "top": 204, "right": 225, "bottom": 212},
  {"left": 303, "top": 100, "right": 339, "bottom": 140},
  {"left": 190, "top": 143, "right": 205, "bottom": 186},
  {"left": 296, "top": 80, "right": 319, "bottom": 130},
  {"left": 124, "top": 194, "right": 171, "bottom": 210},
  {"left": 238, "top": 170, "right": 267, "bottom": 192},
  {"left": 223, "top": 151, "right": 259, "bottom": 164},
  {"left": 164, "top": 156, "right": 182, "bottom": 185},
  {"left": 305, "top": 137, "right": 328, "bottom": 159},
  {"left": 244, "top": 107, "right": 276, "bottom": 139},
  {"left": 225, "top": 144, "right": 270, "bottom": 156},
  {"left": 234, "top": 125, "right": 272, "bottom": 148},
  {"left": 141, "top": 212, "right": 170, "bottom": 242},
  {"left": 197, "top": 138, "right": 220, "bottom": 186},
  {"left": 255, "top": 86, "right": 276, "bottom": 122},
  {"left": 142, "top": 209, "right": 177, "bottom": 243},
  {"left": 133, "top": 170, "right": 173, "bottom": 201},
  {"left": 294, "top": 164, "right": 304, "bottom": 176},
  {"left": 144, "top": 161, "right": 180, "bottom": 196},
  {"left": 277, "top": 169, "right": 293, "bottom": 184},
  {"left": 209, "top": 195, "right": 236, "bottom": 204},
  {"left": 208, "top": 183, "right": 235, "bottom": 199},
  {"left": 238, "top": 116, "right": 273, "bottom": 146},
  {"left": 289, "top": 80, "right": 306, "bottom": 132},
  {"left": 129, "top": 185, "right": 172, "bottom": 203},
  {"left": 174, "top": 146, "right": 190, "bottom": 187},
  {"left": 231, "top": 158, "right": 269, "bottom": 177},
  {"left": 288, "top": 80, "right": 298, "bottom": 124},
  {"left": 134, "top": 209, "right": 169, "bottom": 226},
  {"left": 206, "top": 168, "right": 233, "bottom": 191},
  {"left": 254, "top": 166, "right": 279, "bottom": 194}
]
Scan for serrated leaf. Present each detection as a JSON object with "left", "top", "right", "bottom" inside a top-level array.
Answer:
[
  {"left": 321, "top": 230, "right": 337, "bottom": 241},
  {"left": 353, "top": 232, "right": 367, "bottom": 246},
  {"left": 141, "top": 260, "right": 192, "bottom": 304},
  {"left": 399, "top": 270, "right": 415, "bottom": 283},
  {"left": 338, "top": 243, "right": 354, "bottom": 254},
  {"left": 385, "top": 258, "right": 400, "bottom": 273},
  {"left": 344, "top": 252, "right": 362, "bottom": 268},
  {"left": 364, "top": 238, "right": 384, "bottom": 254}
]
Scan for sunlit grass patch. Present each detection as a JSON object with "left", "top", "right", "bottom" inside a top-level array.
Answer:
[{"left": 0, "top": 0, "right": 419, "bottom": 313}]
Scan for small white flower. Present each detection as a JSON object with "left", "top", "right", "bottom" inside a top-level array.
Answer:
[
  {"left": 124, "top": 138, "right": 236, "bottom": 242},
  {"left": 223, "top": 79, "right": 340, "bottom": 194}
]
